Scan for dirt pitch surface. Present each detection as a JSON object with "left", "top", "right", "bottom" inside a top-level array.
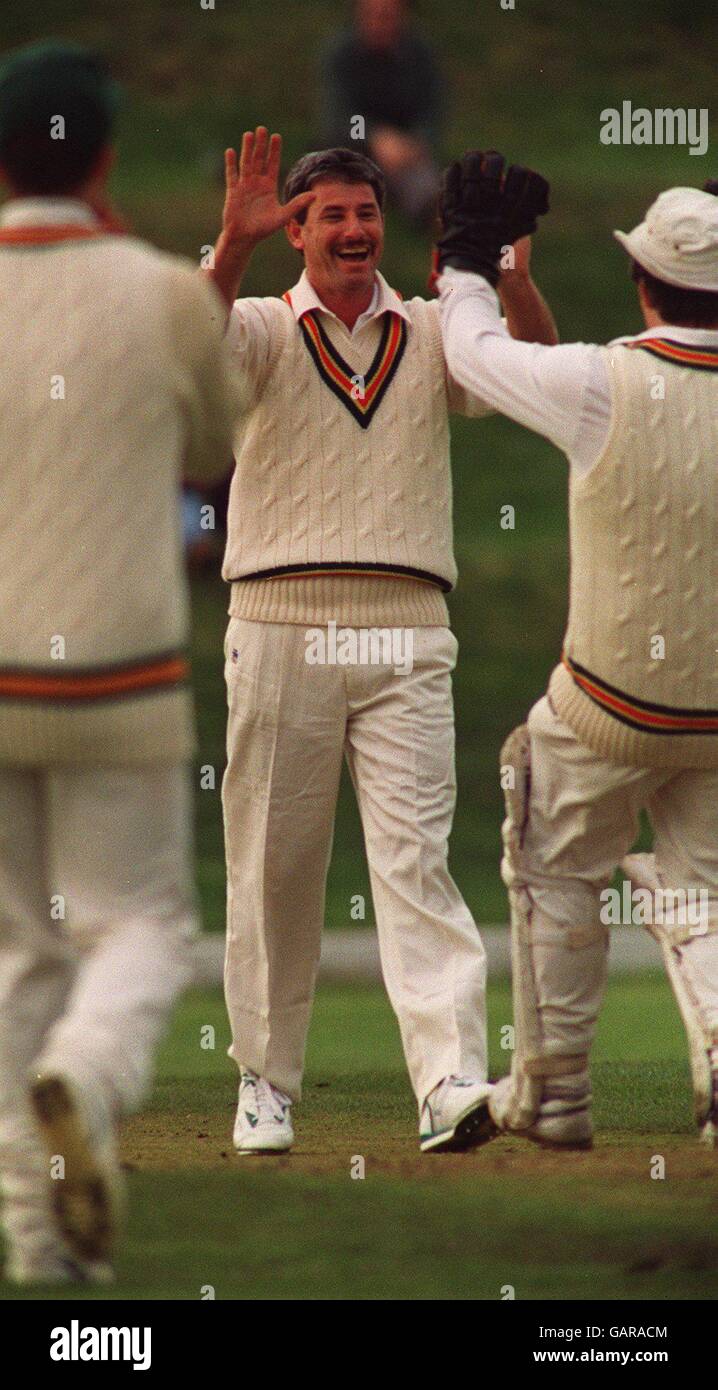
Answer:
[
  {"left": 5, "top": 984, "right": 718, "bottom": 1301},
  {"left": 122, "top": 1109, "right": 717, "bottom": 1184}
]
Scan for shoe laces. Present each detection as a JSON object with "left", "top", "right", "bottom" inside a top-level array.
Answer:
[{"left": 241, "top": 1070, "right": 290, "bottom": 1123}]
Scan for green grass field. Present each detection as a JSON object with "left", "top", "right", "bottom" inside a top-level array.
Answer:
[
  {"left": 3, "top": 974, "right": 717, "bottom": 1302},
  {"left": 1, "top": 0, "right": 717, "bottom": 1302},
  {"left": 1, "top": 1, "right": 715, "bottom": 927}
]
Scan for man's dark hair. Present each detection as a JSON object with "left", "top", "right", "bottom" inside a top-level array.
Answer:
[
  {"left": 0, "top": 43, "right": 119, "bottom": 196},
  {"left": 284, "top": 147, "right": 386, "bottom": 224},
  {"left": 631, "top": 260, "right": 718, "bottom": 328}
]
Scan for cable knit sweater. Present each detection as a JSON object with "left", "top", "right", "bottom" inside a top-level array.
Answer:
[
  {"left": 550, "top": 336, "right": 718, "bottom": 766},
  {"left": 0, "top": 198, "right": 233, "bottom": 767},
  {"left": 222, "top": 270, "right": 491, "bottom": 627}
]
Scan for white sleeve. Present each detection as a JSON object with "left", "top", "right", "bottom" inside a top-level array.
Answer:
[
  {"left": 226, "top": 298, "right": 275, "bottom": 413},
  {"left": 446, "top": 311, "right": 513, "bottom": 419},
  {"left": 439, "top": 268, "right": 611, "bottom": 474}
]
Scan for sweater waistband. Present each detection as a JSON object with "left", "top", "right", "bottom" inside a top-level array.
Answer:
[
  {"left": 0, "top": 686, "right": 195, "bottom": 766},
  {"left": 549, "top": 662, "right": 718, "bottom": 769},
  {"left": 0, "top": 650, "right": 188, "bottom": 703},
  {"left": 561, "top": 652, "right": 718, "bottom": 734},
  {"left": 229, "top": 560, "right": 452, "bottom": 592},
  {"left": 229, "top": 573, "right": 450, "bottom": 627}
]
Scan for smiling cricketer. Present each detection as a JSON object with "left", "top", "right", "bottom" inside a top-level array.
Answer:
[
  {"left": 207, "top": 129, "right": 557, "bottom": 1155},
  {"left": 0, "top": 42, "right": 233, "bottom": 1285}
]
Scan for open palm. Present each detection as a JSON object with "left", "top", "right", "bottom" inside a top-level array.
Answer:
[{"left": 222, "top": 127, "right": 314, "bottom": 248}]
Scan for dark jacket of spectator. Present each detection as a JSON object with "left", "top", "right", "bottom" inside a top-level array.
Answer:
[{"left": 321, "top": 24, "right": 444, "bottom": 152}]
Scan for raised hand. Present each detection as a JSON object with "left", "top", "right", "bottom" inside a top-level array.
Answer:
[{"left": 221, "top": 127, "right": 315, "bottom": 252}]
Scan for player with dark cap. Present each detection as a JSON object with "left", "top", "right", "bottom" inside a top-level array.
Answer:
[{"left": 0, "top": 41, "right": 232, "bottom": 1283}]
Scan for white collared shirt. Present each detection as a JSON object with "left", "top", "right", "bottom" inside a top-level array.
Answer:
[
  {"left": 0, "top": 197, "right": 100, "bottom": 228},
  {"left": 439, "top": 266, "right": 718, "bottom": 474},
  {"left": 284, "top": 268, "right": 412, "bottom": 336}
]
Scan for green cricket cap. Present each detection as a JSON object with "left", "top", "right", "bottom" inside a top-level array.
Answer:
[{"left": 0, "top": 40, "right": 120, "bottom": 150}]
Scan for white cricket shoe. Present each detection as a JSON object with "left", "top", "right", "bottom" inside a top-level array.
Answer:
[
  {"left": 419, "top": 1076, "right": 495, "bottom": 1153},
  {"left": 29, "top": 1073, "right": 123, "bottom": 1264},
  {"left": 233, "top": 1069, "right": 294, "bottom": 1154}
]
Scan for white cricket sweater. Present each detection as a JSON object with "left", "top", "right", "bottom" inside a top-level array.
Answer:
[
  {"left": 0, "top": 199, "right": 233, "bottom": 767},
  {"left": 222, "top": 271, "right": 491, "bottom": 627},
  {"left": 550, "top": 336, "right": 718, "bottom": 766}
]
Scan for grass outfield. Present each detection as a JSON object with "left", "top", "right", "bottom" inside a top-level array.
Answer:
[
  {"left": 3, "top": 974, "right": 717, "bottom": 1302},
  {"left": 1, "top": 1, "right": 717, "bottom": 1305},
  {"left": 1, "top": 1, "right": 715, "bottom": 929},
  {"left": 0, "top": 3, "right": 713, "bottom": 929}
]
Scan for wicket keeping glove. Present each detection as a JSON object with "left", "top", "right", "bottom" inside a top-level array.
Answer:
[
  {"left": 436, "top": 150, "right": 549, "bottom": 285},
  {"left": 502, "top": 161, "right": 551, "bottom": 242},
  {"left": 436, "top": 150, "right": 508, "bottom": 285}
]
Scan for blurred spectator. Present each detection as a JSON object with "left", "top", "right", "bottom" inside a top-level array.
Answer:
[{"left": 320, "top": 0, "right": 445, "bottom": 227}]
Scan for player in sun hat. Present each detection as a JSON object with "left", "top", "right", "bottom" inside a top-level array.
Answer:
[
  {"left": 438, "top": 160, "right": 718, "bottom": 1149},
  {"left": 0, "top": 40, "right": 233, "bottom": 1283},
  {"left": 614, "top": 184, "right": 718, "bottom": 291}
]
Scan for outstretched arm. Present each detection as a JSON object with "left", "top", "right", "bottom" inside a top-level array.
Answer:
[
  {"left": 498, "top": 237, "right": 558, "bottom": 345},
  {"left": 436, "top": 150, "right": 557, "bottom": 346},
  {"left": 437, "top": 150, "right": 609, "bottom": 463},
  {"left": 207, "top": 127, "right": 315, "bottom": 311},
  {"left": 440, "top": 265, "right": 606, "bottom": 463}
]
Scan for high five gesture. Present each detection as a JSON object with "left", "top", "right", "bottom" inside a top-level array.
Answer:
[{"left": 209, "top": 127, "right": 315, "bottom": 309}]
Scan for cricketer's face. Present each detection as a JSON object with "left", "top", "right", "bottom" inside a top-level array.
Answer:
[{"left": 287, "top": 179, "right": 384, "bottom": 298}]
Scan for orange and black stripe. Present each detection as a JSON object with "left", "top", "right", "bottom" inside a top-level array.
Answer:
[
  {"left": 563, "top": 652, "right": 718, "bottom": 736},
  {"left": 230, "top": 559, "right": 451, "bottom": 591},
  {"left": 626, "top": 337, "right": 718, "bottom": 372},
  {"left": 0, "top": 651, "right": 189, "bottom": 705},
  {"left": 283, "top": 292, "right": 407, "bottom": 428}
]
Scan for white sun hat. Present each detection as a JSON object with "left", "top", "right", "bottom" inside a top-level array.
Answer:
[{"left": 614, "top": 187, "right": 718, "bottom": 291}]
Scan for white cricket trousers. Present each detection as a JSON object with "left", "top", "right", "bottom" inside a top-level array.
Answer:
[
  {"left": 0, "top": 764, "right": 196, "bottom": 1266},
  {"left": 524, "top": 696, "right": 718, "bottom": 931},
  {"left": 513, "top": 696, "right": 718, "bottom": 1057},
  {"left": 222, "top": 619, "right": 487, "bottom": 1105}
]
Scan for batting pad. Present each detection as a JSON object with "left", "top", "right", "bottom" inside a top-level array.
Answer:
[{"left": 492, "top": 724, "right": 603, "bottom": 1133}]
